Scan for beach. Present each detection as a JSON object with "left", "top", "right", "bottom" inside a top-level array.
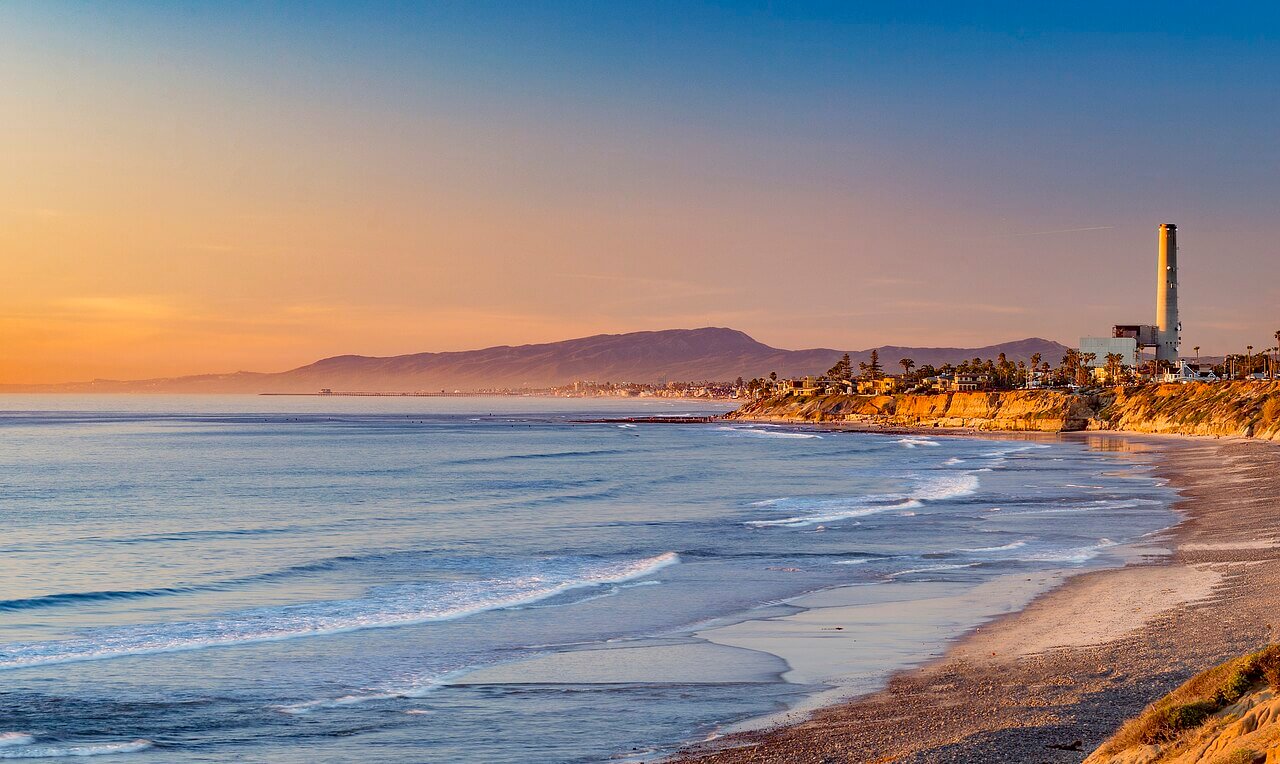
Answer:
[{"left": 670, "top": 434, "right": 1280, "bottom": 763}]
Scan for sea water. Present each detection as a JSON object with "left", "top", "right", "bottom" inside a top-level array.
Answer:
[{"left": 0, "top": 396, "right": 1177, "bottom": 762}]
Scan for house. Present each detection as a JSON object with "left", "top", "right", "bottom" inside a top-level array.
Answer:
[
  {"left": 952, "top": 372, "right": 991, "bottom": 391},
  {"left": 923, "top": 374, "right": 951, "bottom": 392},
  {"left": 775, "top": 376, "right": 824, "bottom": 397},
  {"left": 857, "top": 376, "right": 902, "bottom": 395},
  {"left": 825, "top": 378, "right": 856, "bottom": 395},
  {"left": 1158, "top": 361, "right": 1217, "bottom": 384}
]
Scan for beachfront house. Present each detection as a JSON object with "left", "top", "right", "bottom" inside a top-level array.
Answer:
[
  {"left": 952, "top": 372, "right": 992, "bottom": 392},
  {"left": 857, "top": 376, "right": 902, "bottom": 395}
]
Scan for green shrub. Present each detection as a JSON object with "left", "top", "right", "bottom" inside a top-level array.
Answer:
[
  {"left": 1161, "top": 700, "right": 1217, "bottom": 734},
  {"left": 1214, "top": 669, "right": 1255, "bottom": 705}
]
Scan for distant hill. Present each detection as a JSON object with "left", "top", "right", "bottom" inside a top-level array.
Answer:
[{"left": 3, "top": 328, "right": 1070, "bottom": 393}]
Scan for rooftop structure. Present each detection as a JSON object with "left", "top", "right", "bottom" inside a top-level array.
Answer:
[{"left": 1082, "top": 223, "right": 1183, "bottom": 370}]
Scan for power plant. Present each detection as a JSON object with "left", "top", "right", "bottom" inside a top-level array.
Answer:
[
  {"left": 1155, "top": 223, "right": 1180, "bottom": 363},
  {"left": 1080, "top": 223, "right": 1184, "bottom": 373}
]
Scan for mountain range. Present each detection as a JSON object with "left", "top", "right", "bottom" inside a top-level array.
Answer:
[
  {"left": 7, "top": 326, "right": 1070, "bottom": 394},
  {"left": 5, "top": 328, "right": 1070, "bottom": 393}
]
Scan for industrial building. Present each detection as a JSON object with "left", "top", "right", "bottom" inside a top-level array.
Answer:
[{"left": 1080, "top": 223, "right": 1181, "bottom": 373}]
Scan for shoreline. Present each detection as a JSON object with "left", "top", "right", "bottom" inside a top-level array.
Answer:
[{"left": 666, "top": 430, "right": 1280, "bottom": 763}]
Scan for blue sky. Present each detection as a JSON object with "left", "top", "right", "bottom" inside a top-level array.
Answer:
[{"left": 2, "top": 2, "right": 1278, "bottom": 380}]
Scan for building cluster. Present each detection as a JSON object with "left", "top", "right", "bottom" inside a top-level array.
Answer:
[
  {"left": 1077, "top": 223, "right": 1279, "bottom": 385},
  {"left": 548, "top": 380, "right": 743, "bottom": 400}
]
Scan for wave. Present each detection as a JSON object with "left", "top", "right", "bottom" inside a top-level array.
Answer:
[
  {"left": 746, "top": 471, "right": 983, "bottom": 528},
  {"left": 896, "top": 437, "right": 940, "bottom": 448},
  {"left": 912, "top": 472, "right": 980, "bottom": 501},
  {"left": 996, "top": 498, "right": 1163, "bottom": 516},
  {"left": 0, "top": 586, "right": 208, "bottom": 613},
  {"left": 0, "top": 737, "right": 33, "bottom": 749},
  {"left": 953, "top": 540, "right": 1028, "bottom": 553},
  {"left": 1017, "top": 539, "right": 1117, "bottom": 564},
  {"left": 0, "top": 553, "right": 679, "bottom": 671},
  {"left": 746, "top": 498, "right": 921, "bottom": 528},
  {"left": 0, "top": 739, "right": 151, "bottom": 758},
  {"left": 442, "top": 449, "right": 631, "bottom": 466},
  {"left": 715, "top": 426, "right": 822, "bottom": 439},
  {"left": 0, "top": 551, "right": 392, "bottom": 613},
  {"left": 889, "top": 562, "right": 981, "bottom": 578}
]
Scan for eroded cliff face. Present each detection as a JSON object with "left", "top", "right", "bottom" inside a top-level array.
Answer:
[
  {"left": 728, "top": 382, "right": 1280, "bottom": 439},
  {"left": 1086, "top": 646, "right": 1280, "bottom": 764},
  {"left": 1095, "top": 382, "right": 1280, "bottom": 440},
  {"left": 1086, "top": 687, "right": 1280, "bottom": 764},
  {"left": 727, "top": 390, "right": 1093, "bottom": 432}
]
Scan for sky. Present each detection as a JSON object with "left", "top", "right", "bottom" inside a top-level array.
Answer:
[{"left": 3, "top": 1, "right": 1279, "bottom": 383}]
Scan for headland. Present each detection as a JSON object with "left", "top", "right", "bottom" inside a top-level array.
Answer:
[{"left": 727, "top": 381, "right": 1280, "bottom": 440}]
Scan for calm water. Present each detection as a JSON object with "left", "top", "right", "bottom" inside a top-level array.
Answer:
[{"left": 0, "top": 396, "right": 1176, "bottom": 762}]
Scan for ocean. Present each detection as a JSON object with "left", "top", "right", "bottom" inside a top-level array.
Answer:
[{"left": 0, "top": 395, "right": 1177, "bottom": 762}]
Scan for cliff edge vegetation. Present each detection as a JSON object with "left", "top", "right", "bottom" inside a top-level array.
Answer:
[
  {"left": 726, "top": 382, "right": 1280, "bottom": 440},
  {"left": 1085, "top": 646, "right": 1280, "bottom": 764}
]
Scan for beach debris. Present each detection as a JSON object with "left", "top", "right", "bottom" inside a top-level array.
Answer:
[{"left": 1046, "top": 740, "right": 1083, "bottom": 751}]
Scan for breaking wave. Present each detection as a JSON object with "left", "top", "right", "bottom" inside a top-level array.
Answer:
[
  {"left": 0, "top": 738, "right": 151, "bottom": 758},
  {"left": 715, "top": 426, "right": 822, "bottom": 439},
  {"left": 896, "top": 438, "right": 940, "bottom": 448},
  {"left": 746, "top": 471, "right": 982, "bottom": 528},
  {"left": 0, "top": 553, "right": 679, "bottom": 671}
]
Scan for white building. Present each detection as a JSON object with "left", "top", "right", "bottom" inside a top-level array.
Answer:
[{"left": 1079, "top": 336, "right": 1139, "bottom": 368}]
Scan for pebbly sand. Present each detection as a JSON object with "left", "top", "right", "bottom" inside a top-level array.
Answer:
[{"left": 667, "top": 434, "right": 1280, "bottom": 764}]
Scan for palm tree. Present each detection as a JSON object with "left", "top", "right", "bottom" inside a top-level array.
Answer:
[
  {"left": 1104, "top": 353, "right": 1124, "bottom": 385},
  {"left": 1247, "top": 346, "right": 1255, "bottom": 378},
  {"left": 1193, "top": 346, "right": 1200, "bottom": 365},
  {"left": 899, "top": 358, "right": 915, "bottom": 379}
]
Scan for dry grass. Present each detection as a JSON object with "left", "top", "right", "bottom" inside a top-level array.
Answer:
[{"left": 1097, "top": 645, "right": 1280, "bottom": 756}]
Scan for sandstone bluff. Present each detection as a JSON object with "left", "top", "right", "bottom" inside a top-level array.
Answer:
[{"left": 727, "top": 382, "right": 1280, "bottom": 441}]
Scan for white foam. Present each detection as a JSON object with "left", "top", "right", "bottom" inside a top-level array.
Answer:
[
  {"left": 0, "top": 553, "right": 679, "bottom": 671},
  {"left": 0, "top": 737, "right": 33, "bottom": 750},
  {"left": 896, "top": 437, "right": 940, "bottom": 448},
  {"left": 746, "top": 471, "right": 981, "bottom": 528},
  {"left": 890, "top": 563, "right": 980, "bottom": 578},
  {"left": 1018, "top": 539, "right": 1117, "bottom": 564},
  {"left": 0, "top": 740, "right": 151, "bottom": 758},
  {"left": 277, "top": 661, "right": 479, "bottom": 715},
  {"left": 943, "top": 457, "right": 965, "bottom": 465},
  {"left": 746, "top": 499, "right": 922, "bottom": 528},
  {"left": 912, "top": 472, "right": 980, "bottom": 501},
  {"left": 954, "top": 540, "right": 1027, "bottom": 553},
  {"left": 715, "top": 426, "right": 822, "bottom": 439}
]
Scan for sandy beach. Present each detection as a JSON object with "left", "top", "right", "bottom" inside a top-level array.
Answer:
[{"left": 669, "top": 434, "right": 1280, "bottom": 763}]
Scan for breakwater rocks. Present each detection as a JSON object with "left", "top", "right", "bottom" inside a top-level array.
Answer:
[{"left": 726, "top": 382, "right": 1280, "bottom": 439}]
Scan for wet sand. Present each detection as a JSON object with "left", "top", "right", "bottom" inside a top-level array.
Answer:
[{"left": 669, "top": 435, "right": 1280, "bottom": 763}]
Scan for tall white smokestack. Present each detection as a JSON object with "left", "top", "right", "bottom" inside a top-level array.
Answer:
[{"left": 1156, "top": 223, "right": 1179, "bottom": 363}]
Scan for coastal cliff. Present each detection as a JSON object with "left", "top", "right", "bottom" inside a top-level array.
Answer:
[
  {"left": 726, "top": 382, "right": 1280, "bottom": 439},
  {"left": 1086, "top": 647, "right": 1280, "bottom": 764}
]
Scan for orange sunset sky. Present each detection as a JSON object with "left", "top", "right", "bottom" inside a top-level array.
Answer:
[{"left": 3, "top": 3, "right": 1278, "bottom": 384}]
